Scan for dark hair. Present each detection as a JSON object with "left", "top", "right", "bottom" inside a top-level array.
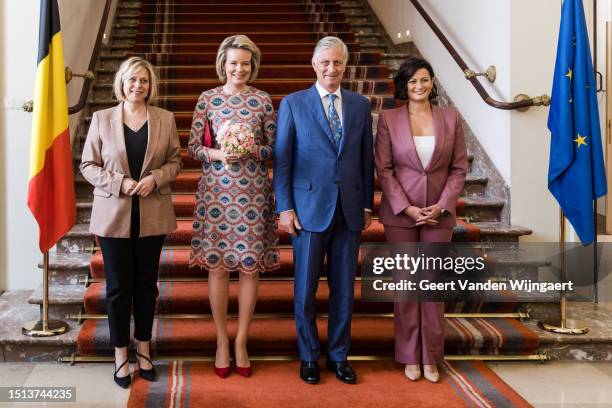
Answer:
[{"left": 393, "top": 57, "right": 438, "bottom": 102}]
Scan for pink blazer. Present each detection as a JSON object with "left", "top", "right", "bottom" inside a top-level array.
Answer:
[
  {"left": 80, "top": 103, "right": 182, "bottom": 238},
  {"left": 374, "top": 105, "right": 468, "bottom": 229}
]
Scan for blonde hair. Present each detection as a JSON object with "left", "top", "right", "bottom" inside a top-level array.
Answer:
[
  {"left": 113, "top": 56, "right": 158, "bottom": 104},
  {"left": 215, "top": 35, "right": 261, "bottom": 82}
]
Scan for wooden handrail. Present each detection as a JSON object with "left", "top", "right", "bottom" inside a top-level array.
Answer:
[
  {"left": 410, "top": 0, "right": 550, "bottom": 111},
  {"left": 67, "top": 0, "right": 112, "bottom": 114}
]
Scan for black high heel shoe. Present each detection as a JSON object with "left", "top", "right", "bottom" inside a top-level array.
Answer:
[
  {"left": 114, "top": 359, "right": 131, "bottom": 389},
  {"left": 136, "top": 351, "right": 156, "bottom": 381}
]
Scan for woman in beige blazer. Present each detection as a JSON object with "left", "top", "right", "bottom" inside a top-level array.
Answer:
[{"left": 80, "top": 57, "right": 181, "bottom": 388}]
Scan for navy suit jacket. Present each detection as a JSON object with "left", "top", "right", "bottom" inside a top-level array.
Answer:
[{"left": 274, "top": 84, "right": 374, "bottom": 232}]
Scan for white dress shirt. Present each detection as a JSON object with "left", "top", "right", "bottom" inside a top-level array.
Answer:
[{"left": 315, "top": 82, "right": 343, "bottom": 126}]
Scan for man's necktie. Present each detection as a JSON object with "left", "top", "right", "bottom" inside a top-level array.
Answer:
[{"left": 327, "top": 94, "right": 343, "bottom": 147}]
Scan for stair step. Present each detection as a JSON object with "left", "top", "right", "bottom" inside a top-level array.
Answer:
[
  {"left": 382, "top": 53, "right": 413, "bottom": 59},
  {"left": 458, "top": 197, "right": 504, "bottom": 222},
  {"left": 354, "top": 32, "right": 382, "bottom": 40},
  {"left": 470, "top": 222, "right": 532, "bottom": 241},
  {"left": 38, "top": 251, "right": 92, "bottom": 283},
  {"left": 347, "top": 21, "right": 376, "bottom": 33},
  {"left": 28, "top": 284, "right": 85, "bottom": 320},
  {"left": 340, "top": 1, "right": 364, "bottom": 8},
  {"left": 77, "top": 316, "right": 539, "bottom": 356},
  {"left": 29, "top": 284, "right": 86, "bottom": 306},
  {"left": 55, "top": 224, "right": 95, "bottom": 254}
]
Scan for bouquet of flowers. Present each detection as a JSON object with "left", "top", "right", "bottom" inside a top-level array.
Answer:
[{"left": 215, "top": 121, "right": 255, "bottom": 170}]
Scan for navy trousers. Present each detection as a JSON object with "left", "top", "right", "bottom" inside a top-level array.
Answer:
[{"left": 291, "top": 196, "right": 361, "bottom": 362}]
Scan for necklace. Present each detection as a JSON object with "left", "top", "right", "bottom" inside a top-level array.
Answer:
[{"left": 124, "top": 106, "right": 147, "bottom": 132}]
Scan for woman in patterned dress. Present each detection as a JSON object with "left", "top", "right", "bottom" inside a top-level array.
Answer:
[{"left": 188, "top": 35, "right": 279, "bottom": 377}]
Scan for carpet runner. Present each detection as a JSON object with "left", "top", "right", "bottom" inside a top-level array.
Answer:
[
  {"left": 79, "top": 317, "right": 537, "bottom": 357},
  {"left": 126, "top": 360, "right": 532, "bottom": 408},
  {"left": 77, "top": 0, "right": 539, "bottom": 371}
]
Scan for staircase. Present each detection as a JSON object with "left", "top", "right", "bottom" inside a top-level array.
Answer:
[{"left": 29, "top": 0, "right": 547, "bottom": 362}]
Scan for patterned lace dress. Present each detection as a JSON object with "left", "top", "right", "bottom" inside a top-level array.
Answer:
[{"left": 188, "top": 86, "right": 279, "bottom": 274}]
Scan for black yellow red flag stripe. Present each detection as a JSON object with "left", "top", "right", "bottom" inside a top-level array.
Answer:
[{"left": 27, "top": 0, "right": 76, "bottom": 253}]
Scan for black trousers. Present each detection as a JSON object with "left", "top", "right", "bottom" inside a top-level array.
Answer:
[{"left": 98, "top": 197, "right": 165, "bottom": 348}]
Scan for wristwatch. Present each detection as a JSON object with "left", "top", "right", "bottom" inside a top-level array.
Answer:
[{"left": 441, "top": 208, "right": 451, "bottom": 217}]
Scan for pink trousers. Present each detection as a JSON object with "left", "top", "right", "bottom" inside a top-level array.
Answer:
[{"left": 383, "top": 225, "right": 453, "bottom": 365}]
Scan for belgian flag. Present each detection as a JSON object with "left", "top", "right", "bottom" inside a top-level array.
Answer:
[{"left": 27, "top": 0, "right": 76, "bottom": 253}]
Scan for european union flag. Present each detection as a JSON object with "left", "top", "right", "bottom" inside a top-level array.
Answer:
[{"left": 548, "top": 0, "right": 606, "bottom": 245}]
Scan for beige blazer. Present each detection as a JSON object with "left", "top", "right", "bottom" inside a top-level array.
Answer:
[
  {"left": 80, "top": 103, "right": 182, "bottom": 238},
  {"left": 375, "top": 105, "right": 468, "bottom": 229}
]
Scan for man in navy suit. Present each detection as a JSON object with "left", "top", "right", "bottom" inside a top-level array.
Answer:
[{"left": 274, "top": 36, "right": 374, "bottom": 385}]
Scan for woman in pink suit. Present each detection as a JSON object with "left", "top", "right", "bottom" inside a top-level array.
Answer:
[{"left": 374, "top": 57, "right": 468, "bottom": 382}]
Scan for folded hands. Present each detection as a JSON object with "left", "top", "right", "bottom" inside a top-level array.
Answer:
[
  {"left": 404, "top": 205, "right": 442, "bottom": 226},
  {"left": 121, "top": 175, "right": 157, "bottom": 197}
]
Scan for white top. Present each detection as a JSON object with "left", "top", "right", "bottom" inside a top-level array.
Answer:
[
  {"left": 413, "top": 136, "right": 435, "bottom": 168},
  {"left": 315, "top": 81, "right": 343, "bottom": 126}
]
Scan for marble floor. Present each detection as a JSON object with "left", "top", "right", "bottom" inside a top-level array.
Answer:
[{"left": 0, "top": 360, "right": 611, "bottom": 407}]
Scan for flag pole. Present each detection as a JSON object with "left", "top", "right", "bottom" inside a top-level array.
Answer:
[
  {"left": 22, "top": 251, "right": 69, "bottom": 337},
  {"left": 593, "top": 201, "right": 599, "bottom": 303},
  {"left": 538, "top": 209, "right": 589, "bottom": 334},
  {"left": 23, "top": 0, "right": 74, "bottom": 337}
]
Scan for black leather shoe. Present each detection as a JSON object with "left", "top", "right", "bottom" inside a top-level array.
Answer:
[
  {"left": 300, "top": 361, "right": 320, "bottom": 384},
  {"left": 114, "top": 359, "right": 131, "bottom": 389},
  {"left": 136, "top": 351, "right": 156, "bottom": 382},
  {"left": 326, "top": 360, "right": 356, "bottom": 384}
]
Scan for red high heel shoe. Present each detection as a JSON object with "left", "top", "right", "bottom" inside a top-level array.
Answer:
[
  {"left": 214, "top": 365, "right": 230, "bottom": 378},
  {"left": 235, "top": 364, "right": 251, "bottom": 377}
]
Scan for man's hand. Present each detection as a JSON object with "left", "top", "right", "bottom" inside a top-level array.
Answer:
[
  {"left": 131, "top": 175, "right": 157, "bottom": 197},
  {"left": 363, "top": 211, "right": 372, "bottom": 230},
  {"left": 279, "top": 210, "right": 302, "bottom": 237},
  {"left": 120, "top": 178, "right": 138, "bottom": 196}
]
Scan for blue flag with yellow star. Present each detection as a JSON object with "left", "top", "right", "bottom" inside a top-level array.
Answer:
[{"left": 548, "top": 0, "right": 606, "bottom": 245}]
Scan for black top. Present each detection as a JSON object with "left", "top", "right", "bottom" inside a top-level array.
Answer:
[{"left": 123, "top": 122, "right": 148, "bottom": 181}]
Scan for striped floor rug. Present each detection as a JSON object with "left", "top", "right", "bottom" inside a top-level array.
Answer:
[{"left": 127, "top": 360, "right": 531, "bottom": 408}]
